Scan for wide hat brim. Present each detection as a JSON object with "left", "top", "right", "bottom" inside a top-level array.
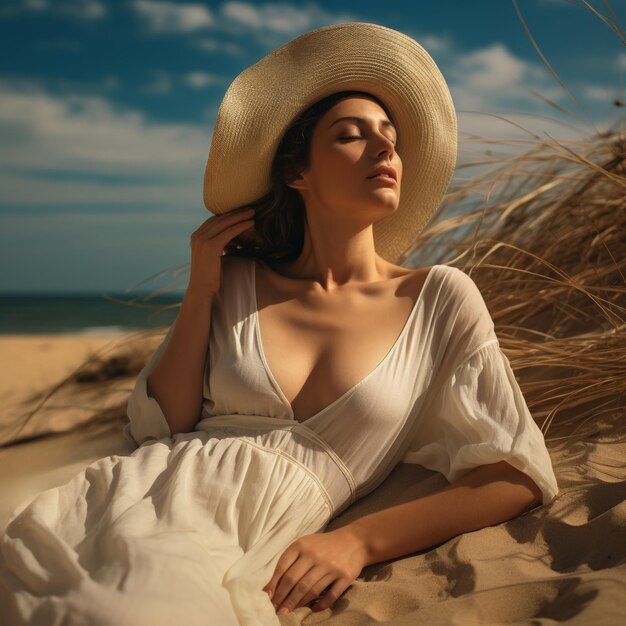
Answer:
[{"left": 203, "top": 21, "right": 457, "bottom": 265}]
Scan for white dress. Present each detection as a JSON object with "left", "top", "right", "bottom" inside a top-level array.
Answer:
[{"left": 0, "top": 258, "right": 559, "bottom": 625}]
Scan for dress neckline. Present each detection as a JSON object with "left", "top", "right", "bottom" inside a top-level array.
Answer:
[{"left": 250, "top": 259, "right": 441, "bottom": 425}]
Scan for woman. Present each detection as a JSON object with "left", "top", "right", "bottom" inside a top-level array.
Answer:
[{"left": 0, "top": 23, "right": 559, "bottom": 625}]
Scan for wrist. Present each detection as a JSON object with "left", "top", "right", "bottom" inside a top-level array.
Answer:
[
  {"left": 183, "top": 286, "right": 217, "bottom": 305},
  {"left": 334, "top": 522, "right": 374, "bottom": 568}
]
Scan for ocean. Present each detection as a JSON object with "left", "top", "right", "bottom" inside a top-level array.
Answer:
[{"left": 0, "top": 293, "right": 183, "bottom": 335}]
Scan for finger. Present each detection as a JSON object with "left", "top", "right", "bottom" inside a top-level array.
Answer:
[
  {"left": 263, "top": 545, "right": 299, "bottom": 603},
  {"left": 212, "top": 219, "right": 256, "bottom": 253},
  {"left": 190, "top": 215, "right": 254, "bottom": 242},
  {"left": 297, "top": 572, "right": 335, "bottom": 609},
  {"left": 203, "top": 219, "right": 255, "bottom": 257},
  {"left": 193, "top": 206, "right": 255, "bottom": 237},
  {"left": 272, "top": 560, "right": 315, "bottom": 613},
  {"left": 193, "top": 214, "right": 255, "bottom": 245},
  {"left": 311, "top": 578, "right": 352, "bottom": 612},
  {"left": 193, "top": 208, "right": 250, "bottom": 238},
  {"left": 274, "top": 565, "right": 323, "bottom": 614}
]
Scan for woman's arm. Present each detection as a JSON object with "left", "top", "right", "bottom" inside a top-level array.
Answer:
[
  {"left": 138, "top": 207, "right": 256, "bottom": 437},
  {"left": 261, "top": 462, "right": 541, "bottom": 614},
  {"left": 146, "top": 289, "right": 215, "bottom": 436},
  {"left": 340, "top": 461, "right": 542, "bottom": 567}
]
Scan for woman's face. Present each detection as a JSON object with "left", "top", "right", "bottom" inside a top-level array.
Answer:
[{"left": 288, "top": 96, "right": 402, "bottom": 224}]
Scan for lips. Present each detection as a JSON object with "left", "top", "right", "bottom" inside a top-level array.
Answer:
[{"left": 367, "top": 165, "right": 397, "bottom": 181}]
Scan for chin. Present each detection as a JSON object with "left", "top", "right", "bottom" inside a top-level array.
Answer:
[{"left": 375, "top": 199, "right": 400, "bottom": 212}]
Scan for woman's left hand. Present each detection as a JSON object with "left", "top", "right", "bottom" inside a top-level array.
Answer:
[{"left": 262, "top": 527, "right": 368, "bottom": 614}]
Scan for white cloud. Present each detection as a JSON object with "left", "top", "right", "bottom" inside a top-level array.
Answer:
[
  {"left": 182, "top": 71, "right": 225, "bottom": 89},
  {"left": 445, "top": 40, "right": 622, "bottom": 142},
  {"left": 220, "top": 1, "right": 261, "bottom": 29},
  {"left": 414, "top": 33, "right": 453, "bottom": 55},
  {"left": 220, "top": 1, "right": 318, "bottom": 33},
  {"left": 1, "top": 0, "right": 107, "bottom": 20},
  {"left": 582, "top": 84, "right": 620, "bottom": 103},
  {"left": 20, "top": 0, "right": 47, "bottom": 12},
  {"left": 131, "top": 0, "right": 214, "bottom": 34},
  {"left": 0, "top": 79, "right": 212, "bottom": 208},
  {"left": 218, "top": 1, "right": 354, "bottom": 36},
  {"left": 428, "top": 40, "right": 615, "bottom": 164},
  {"left": 455, "top": 43, "right": 530, "bottom": 89},
  {"left": 142, "top": 69, "right": 229, "bottom": 93},
  {"left": 448, "top": 42, "right": 565, "bottom": 112},
  {"left": 130, "top": 0, "right": 356, "bottom": 44},
  {"left": 192, "top": 37, "right": 244, "bottom": 56}
]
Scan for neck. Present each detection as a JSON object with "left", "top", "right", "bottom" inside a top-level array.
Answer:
[{"left": 270, "top": 222, "right": 392, "bottom": 291}]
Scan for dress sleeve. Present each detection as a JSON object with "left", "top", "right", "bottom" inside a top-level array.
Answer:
[
  {"left": 402, "top": 339, "right": 559, "bottom": 505},
  {"left": 123, "top": 324, "right": 175, "bottom": 449}
]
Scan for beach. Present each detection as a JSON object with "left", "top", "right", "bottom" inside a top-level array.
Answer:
[
  {"left": 1, "top": 332, "right": 624, "bottom": 624},
  {"left": 0, "top": 333, "right": 122, "bottom": 400}
]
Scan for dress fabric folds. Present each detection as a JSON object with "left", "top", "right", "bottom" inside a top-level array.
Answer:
[
  {"left": 0, "top": 258, "right": 559, "bottom": 625},
  {"left": 401, "top": 339, "right": 558, "bottom": 501}
]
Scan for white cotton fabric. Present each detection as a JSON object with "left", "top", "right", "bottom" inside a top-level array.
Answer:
[{"left": 0, "top": 257, "right": 559, "bottom": 625}]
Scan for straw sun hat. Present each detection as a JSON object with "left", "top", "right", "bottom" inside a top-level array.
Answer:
[{"left": 203, "top": 21, "right": 458, "bottom": 265}]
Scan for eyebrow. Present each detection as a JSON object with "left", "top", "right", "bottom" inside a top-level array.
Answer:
[{"left": 329, "top": 116, "right": 397, "bottom": 132}]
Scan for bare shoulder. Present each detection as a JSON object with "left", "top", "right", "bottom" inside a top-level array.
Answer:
[
  {"left": 386, "top": 262, "right": 437, "bottom": 294},
  {"left": 381, "top": 262, "right": 491, "bottom": 325}
]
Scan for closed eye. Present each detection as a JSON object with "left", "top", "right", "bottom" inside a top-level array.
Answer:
[{"left": 338, "top": 135, "right": 397, "bottom": 147}]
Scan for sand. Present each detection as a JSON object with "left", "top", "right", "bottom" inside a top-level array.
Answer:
[
  {"left": 0, "top": 331, "right": 159, "bottom": 446},
  {"left": 0, "top": 332, "right": 624, "bottom": 624},
  {"left": 0, "top": 334, "right": 121, "bottom": 399}
]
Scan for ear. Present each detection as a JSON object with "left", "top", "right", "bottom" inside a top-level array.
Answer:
[{"left": 286, "top": 171, "right": 307, "bottom": 192}]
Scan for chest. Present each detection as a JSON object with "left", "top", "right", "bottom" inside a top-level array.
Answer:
[{"left": 255, "top": 265, "right": 429, "bottom": 422}]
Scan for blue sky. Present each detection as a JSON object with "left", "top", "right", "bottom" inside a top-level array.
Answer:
[{"left": 1, "top": 0, "right": 624, "bottom": 293}]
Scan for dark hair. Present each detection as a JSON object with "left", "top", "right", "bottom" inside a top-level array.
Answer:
[{"left": 224, "top": 89, "right": 396, "bottom": 264}]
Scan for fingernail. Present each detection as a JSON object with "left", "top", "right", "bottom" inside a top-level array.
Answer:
[
  {"left": 265, "top": 589, "right": 273, "bottom": 600},
  {"left": 278, "top": 607, "right": 289, "bottom": 615}
]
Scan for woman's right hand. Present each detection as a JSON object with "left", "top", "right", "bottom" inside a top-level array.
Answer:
[{"left": 187, "top": 206, "right": 256, "bottom": 297}]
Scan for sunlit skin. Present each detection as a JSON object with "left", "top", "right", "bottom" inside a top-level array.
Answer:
[
  {"left": 271, "top": 95, "right": 404, "bottom": 291},
  {"left": 260, "top": 96, "right": 542, "bottom": 616}
]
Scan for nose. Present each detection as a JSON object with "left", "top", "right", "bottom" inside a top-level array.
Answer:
[{"left": 372, "top": 133, "right": 396, "bottom": 159}]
